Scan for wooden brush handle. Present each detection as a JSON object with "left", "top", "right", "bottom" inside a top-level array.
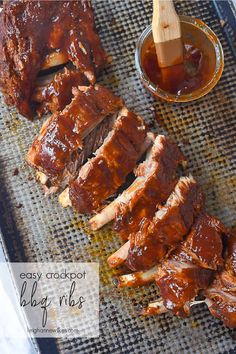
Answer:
[{"left": 152, "top": 0, "right": 181, "bottom": 44}]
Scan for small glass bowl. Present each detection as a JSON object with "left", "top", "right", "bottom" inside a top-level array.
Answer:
[{"left": 135, "top": 15, "right": 224, "bottom": 103}]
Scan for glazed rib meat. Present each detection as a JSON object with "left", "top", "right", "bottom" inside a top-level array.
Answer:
[
  {"left": 205, "top": 231, "right": 236, "bottom": 328},
  {"left": 125, "top": 176, "right": 205, "bottom": 271},
  {"left": 151, "top": 214, "right": 225, "bottom": 317},
  {"left": 27, "top": 85, "right": 123, "bottom": 186},
  {"left": 0, "top": 0, "right": 108, "bottom": 117},
  {"left": 47, "top": 114, "right": 116, "bottom": 194},
  {"left": 33, "top": 67, "right": 88, "bottom": 116},
  {"left": 89, "top": 135, "right": 186, "bottom": 236},
  {"left": 114, "top": 136, "right": 186, "bottom": 240},
  {"left": 119, "top": 215, "right": 235, "bottom": 327},
  {"left": 59, "top": 108, "right": 149, "bottom": 213}
]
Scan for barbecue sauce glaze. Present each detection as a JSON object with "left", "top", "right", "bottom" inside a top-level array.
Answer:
[{"left": 142, "top": 39, "right": 210, "bottom": 96}]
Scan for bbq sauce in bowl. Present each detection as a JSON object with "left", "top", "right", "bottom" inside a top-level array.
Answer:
[
  {"left": 142, "top": 41, "right": 207, "bottom": 96},
  {"left": 135, "top": 16, "right": 224, "bottom": 103}
]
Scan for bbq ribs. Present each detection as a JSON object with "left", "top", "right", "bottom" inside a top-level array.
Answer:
[
  {"left": 59, "top": 108, "right": 151, "bottom": 213},
  {"left": 126, "top": 176, "right": 205, "bottom": 271},
  {"left": 27, "top": 84, "right": 123, "bottom": 190},
  {"left": 117, "top": 215, "right": 236, "bottom": 328},
  {"left": 0, "top": 0, "right": 108, "bottom": 117},
  {"left": 89, "top": 135, "right": 186, "bottom": 235},
  {"left": 153, "top": 214, "right": 225, "bottom": 317},
  {"left": 205, "top": 229, "right": 236, "bottom": 328}
]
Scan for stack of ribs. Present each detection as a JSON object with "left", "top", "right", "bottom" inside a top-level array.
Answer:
[{"left": 0, "top": 0, "right": 108, "bottom": 118}]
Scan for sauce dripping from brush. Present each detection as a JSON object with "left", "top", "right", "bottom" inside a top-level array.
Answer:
[{"left": 142, "top": 40, "right": 208, "bottom": 96}]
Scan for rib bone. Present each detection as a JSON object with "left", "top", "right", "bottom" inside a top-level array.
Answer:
[
  {"left": 141, "top": 299, "right": 205, "bottom": 316},
  {"left": 117, "top": 266, "right": 158, "bottom": 288},
  {"left": 41, "top": 52, "right": 68, "bottom": 70},
  {"left": 107, "top": 241, "right": 130, "bottom": 268}
]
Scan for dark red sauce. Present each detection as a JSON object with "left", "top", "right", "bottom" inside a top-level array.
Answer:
[{"left": 142, "top": 40, "right": 209, "bottom": 96}]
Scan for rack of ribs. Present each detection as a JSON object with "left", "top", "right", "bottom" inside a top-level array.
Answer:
[
  {"left": 0, "top": 0, "right": 108, "bottom": 117},
  {"left": 27, "top": 85, "right": 123, "bottom": 191},
  {"left": 59, "top": 108, "right": 153, "bottom": 213},
  {"left": 107, "top": 176, "right": 204, "bottom": 269},
  {"left": 89, "top": 135, "right": 186, "bottom": 237}
]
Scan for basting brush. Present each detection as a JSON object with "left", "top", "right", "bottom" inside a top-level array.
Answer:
[{"left": 152, "top": 0, "right": 183, "bottom": 68}]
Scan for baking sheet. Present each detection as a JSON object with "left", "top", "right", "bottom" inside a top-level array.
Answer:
[{"left": 0, "top": 0, "right": 236, "bottom": 353}]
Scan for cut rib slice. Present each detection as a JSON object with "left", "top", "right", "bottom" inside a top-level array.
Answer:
[
  {"left": 27, "top": 85, "right": 123, "bottom": 186},
  {"left": 59, "top": 108, "right": 150, "bottom": 213},
  {"left": 44, "top": 114, "right": 116, "bottom": 195},
  {"left": 108, "top": 176, "right": 204, "bottom": 270},
  {"left": 126, "top": 175, "right": 205, "bottom": 271},
  {"left": 89, "top": 135, "right": 186, "bottom": 235}
]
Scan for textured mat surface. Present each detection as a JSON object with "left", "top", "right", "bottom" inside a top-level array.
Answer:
[{"left": 0, "top": 0, "right": 236, "bottom": 353}]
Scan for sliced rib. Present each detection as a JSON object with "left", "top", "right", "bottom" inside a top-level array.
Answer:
[
  {"left": 126, "top": 176, "right": 205, "bottom": 271},
  {"left": 42, "top": 113, "right": 116, "bottom": 195},
  {"left": 59, "top": 132, "right": 154, "bottom": 208},
  {"left": 108, "top": 176, "right": 204, "bottom": 270},
  {"left": 60, "top": 108, "right": 149, "bottom": 213},
  {"left": 27, "top": 85, "right": 123, "bottom": 186},
  {"left": 89, "top": 135, "right": 186, "bottom": 233}
]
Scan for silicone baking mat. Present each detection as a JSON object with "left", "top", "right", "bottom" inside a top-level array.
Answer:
[{"left": 0, "top": 0, "right": 235, "bottom": 353}]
